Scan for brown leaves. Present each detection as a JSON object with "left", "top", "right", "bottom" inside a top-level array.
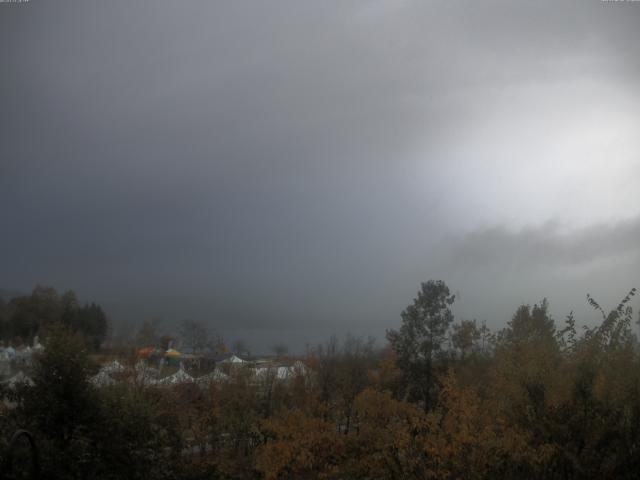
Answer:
[{"left": 256, "top": 409, "right": 344, "bottom": 480}]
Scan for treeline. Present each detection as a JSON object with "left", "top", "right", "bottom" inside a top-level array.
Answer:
[
  {"left": 2, "top": 280, "right": 640, "bottom": 479},
  {"left": 0, "top": 286, "right": 108, "bottom": 349}
]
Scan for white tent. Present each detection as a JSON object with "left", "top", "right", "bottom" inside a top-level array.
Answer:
[
  {"left": 255, "top": 366, "right": 292, "bottom": 381},
  {"left": 220, "top": 354, "right": 246, "bottom": 364},
  {"left": 134, "top": 360, "right": 160, "bottom": 386},
  {"left": 291, "top": 360, "right": 308, "bottom": 376},
  {"left": 196, "top": 369, "right": 229, "bottom": 386},
  {"left": 101, "top": 360, "right": 125, "bottom": 374},
  {"left": 4, "top": 371, "right": 35, "bottom": 388},
  {"left": 14, "top": 346, "right": 34, "bottom": 366},
  {"left": 155, "top": 366, "right": 194, "bottom": 386},
  {"left": 90, "top": 370, "right": 116, "bottom": 387},
  {"left": 32, "top": 336, "right": 45, "bottom": 352}
]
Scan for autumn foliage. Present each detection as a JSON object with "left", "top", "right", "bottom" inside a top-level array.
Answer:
[{"left": 2, "top": 283, "right": 640, "bottom": 479}]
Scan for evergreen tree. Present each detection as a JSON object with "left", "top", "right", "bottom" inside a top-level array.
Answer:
[{"left": 387, "top": 279, "right": 455, "bottom": 411}]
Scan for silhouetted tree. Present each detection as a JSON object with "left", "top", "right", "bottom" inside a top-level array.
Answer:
[
  {"left": 9, "top": 286, "right": 62, "bottom": 340},
  {"left": 135, "top": 319, "right": 160, "bottom": 347},
  {"left": 180, "top": 318, "right": 210, "bottom": 353},
  {"left": 387, "top": 279, "right": 455, "bottom": 411},
  {"left": 451, "top": 319, "right": 481, "bottom": 360},
  {"left": 270, "top": 343, "right": 289, "bottom": 358},
  {"left": 233, "top": 339, "right": 250, "bottom": 357}
]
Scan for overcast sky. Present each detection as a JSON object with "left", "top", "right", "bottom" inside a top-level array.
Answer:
[{"left": 1, "top": 0, "right": 639, "bottom": 352}]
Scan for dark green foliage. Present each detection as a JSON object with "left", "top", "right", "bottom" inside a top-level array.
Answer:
[
  {"left": 3, "top": 325, "right": 182, "bottom": 479},
  {"left": 1, "top": 286, "right": 108, "bottom": 348},
  {"left": 91, "top": 386, "right": 183, "bottom": 480},
  {"left": 15, "top": 324, "right": 100, "bottom": 477},
  {"left": 387, "top": 279, "right": 455, "bottom": 410},
  {"left": 0, "top": 296, "right": 9, "bottom": 339},
  {"left": 451, "top": 319, "right": 482, "bottom": 359},
  {"left": 9, "top": 286, "right": 62, "bottom": 340},
  {"left": 59, "top": 291, "right": 108, "bottom": 348},
  {"left": 501, "top": 299, "right": 556, "bottom": 347}
]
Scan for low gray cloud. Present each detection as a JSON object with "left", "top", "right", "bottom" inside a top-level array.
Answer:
[
  {"left": 445, "top": 217, "right": 640, "bottom": 270},
  {"left": 432, "top": 218, "right": 640, "bottom": 333}
]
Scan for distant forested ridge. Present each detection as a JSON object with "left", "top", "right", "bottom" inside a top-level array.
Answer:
[
  {"left": 0, "top": 289, "right": 24, "bottom": 301},
  {"left": 0, "top": 286, "right": 108, "bottom": 349}
]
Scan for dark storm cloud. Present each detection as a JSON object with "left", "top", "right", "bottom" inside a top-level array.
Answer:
[{"left": 1, "top": 1, "right": 639, "bottom": 350}]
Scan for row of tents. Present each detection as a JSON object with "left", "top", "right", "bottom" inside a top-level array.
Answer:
[
  {"left": 2, "top": 354, "right": 309, "bottom": 392},
  {"left": 89, "top": 358, "right": 308, "bottom": 388},
  {"left": 136, "top": 346, "right": 247, "bottom": 367},
  {"left": 89, "top": 361, "right": 230, "bottom": 387}
]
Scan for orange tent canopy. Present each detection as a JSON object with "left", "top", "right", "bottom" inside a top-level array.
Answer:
[{"left": 136, "top": 346, "right": 155, "bottom": 358}]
